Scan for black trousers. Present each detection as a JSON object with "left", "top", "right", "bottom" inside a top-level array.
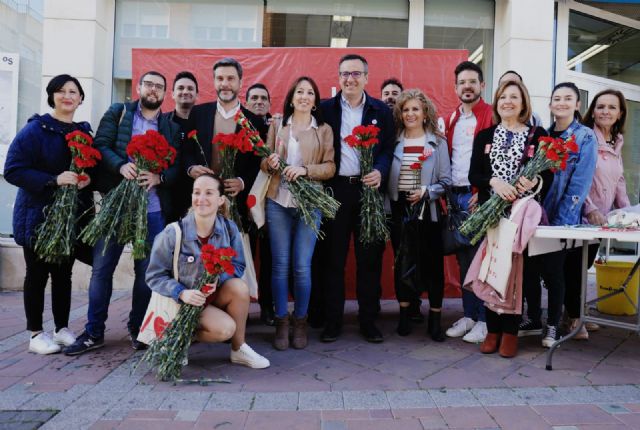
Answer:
[
  {"left": 524, "top": 250, "right": 567, "bottom": 328},
  {"left": 390, "top": 197, "right": 444, "bottom": 308},
  {"left": 563, "top": 243, "right": 599, "bottom": 318},
  {"left": 485, "top": 309, "right": 521, "bottom": 335},
  {"left": 23, "top": 246, "right": 74, "bottom": 332},
  {"left": 322, "top": 178, "right": 385, "bottom": 326}
]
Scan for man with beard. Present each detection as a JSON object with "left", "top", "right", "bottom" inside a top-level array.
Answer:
[
  {"left": 443, "top": 61, "right": 493, "bottom": 344},
  {"left": 185, "top": 58, "right": 267, "bottom": 219},
  {"left": 65, "top": 71, "right": 181, "bottom": 355},
  {"left": 167, "top": 71, "right": 199, "bottom": 221},
  {"left": 380, "top": 78, "right": 403, "bottom": 109}
]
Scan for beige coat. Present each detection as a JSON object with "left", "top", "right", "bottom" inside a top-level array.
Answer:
[{"left": 260, "top": 121, "right": 336, "bottom": 199}]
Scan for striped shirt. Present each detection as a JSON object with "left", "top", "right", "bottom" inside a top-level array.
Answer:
[{"left": 398, "top": 136, "right": 425, "bottom": 191}]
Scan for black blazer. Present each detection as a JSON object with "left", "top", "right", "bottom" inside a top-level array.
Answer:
[
  {"left": 185, "top": 102, "right": 268, "bottom": 221},
  {"left": 319, "top": 91, "right": 394, "bottom": 187},
  {"left": 469, "top": 124, "right": 553, "bottom": 204}
]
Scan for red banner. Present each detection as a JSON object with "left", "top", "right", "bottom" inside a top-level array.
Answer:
[{"left": 133, "top": 47, "right": 467, "bottom": 299}]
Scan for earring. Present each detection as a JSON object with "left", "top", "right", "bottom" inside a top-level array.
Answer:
[
  {"left": 312, "top": 106, "right": 317, "bottom": 111},
  {"left": 290, "top": 103, "right": 294, "bottom": 107}
]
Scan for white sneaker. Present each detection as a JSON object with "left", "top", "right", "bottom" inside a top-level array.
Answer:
[
  {"left": 29, "top": 332, "right": 61, "bottom": 355},
  {"left": 542, "top": 326, "right": 559, "bottom": 348},
  {"left": 53, "top": 328, "right": 76, "bottom": 347},
  {"left": 230, "top": 343, "right": 270, "bottom": 369},
  {"left": 462, "top": 321, "right": 487, "bottom": 344},
  {"left": 446, "top": 317, "right": 475, "bottom": 338}
]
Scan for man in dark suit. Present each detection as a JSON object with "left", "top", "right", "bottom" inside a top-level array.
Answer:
[
  {"left": 184, "top": 58, "right": 267, "bottom": 231},
  {"left": 319, "top": 53, "right": 394, "bottom": 343}
]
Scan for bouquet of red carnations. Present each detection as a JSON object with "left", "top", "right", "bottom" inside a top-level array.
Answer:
[
  {"left": 139, "top": 244, "right": 236, "bottom": 381},
  {"left": 234, "top": 111, "right": 340, "bottom": 238},
  {"left": 212, "top": 131, "right": 254, "bottom": 231},
  {"left": 460, "top": 135, "right": 578, "bottom": 245},
  {"left": 80, "top": 130, "right": 176, "bottom": 259},
  {"left": 345, "top": 125, "right": 390, "bottom": 245},
  {"left": 35, "top": 130, "right": 101, "bottom": 263}
]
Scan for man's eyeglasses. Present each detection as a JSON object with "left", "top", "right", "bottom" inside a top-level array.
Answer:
[
  {"left": 142, "top": 80, "right": 165, "bottom": 91},
  {"left": 339, "top": 71, "right": 366, "bottom": 80}
]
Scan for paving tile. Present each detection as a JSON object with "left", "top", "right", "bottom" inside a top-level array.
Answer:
[
  {"left": 486, "top": 405, "right": 553, "bottom": 430},
  {"left": 576, "top": 424, "right": 630, "bottom": 430},
  {"left": 117, "top": 420, "right": 194, "bottom": 430},
  {"left": 175, "top": 410, "right": 201, "bottom": 421},
  {"left": 612, "top": 413, "right": 640, "bottom": 428},
  {"left": 252, "top": 392, "right": 299, "bottom": 411},
  {"left": 320, "top": 410, "right": 370, "bottom": 421},
  {"left": 440, "top": 406, "right": 498, "bottom": 428},
  {"left": 533, "top": 405, "right": 621, "bottom": 425},
  {"left": 342, "top": 390, "right": 389, "bottom": 410},
  {"left": 594, "top": 385, "right": 640, "bottom": 403},
  {"left": 514, "top": 387, "right": 574, "bottom": 405},
  {"left": 158, "top": 392, "right": 210, "bottom": 411},
  {"left": 428, "top": 388, "right": 480, "bottom": 407},
  {"left": 385, "top": 389, "right": 434, "bottom": 409},
  {"left": 554, "top": 386, "right": 604, "bottom": 404},
  {"left": 39, "top": 408, "right": 107, "bottom": 430},
  {"left": 193, "top": 411, "right": 247, "bottom": 430},
  {"left": 598, "top": 404, "right": 630, "bottom": 414},
  {"left": 331, "top": 369, "right": 418, "bottom": 391},
  {"left": 418, "top": 414, "right": 448, "bottom": 429},
  {"left": 322, "top": 420, "right": 347, "bottom": 430},
  {"left": 299, "top": 391, "right": 343, "bottom": 410},
  {"left": 622, "top": 403, "right": 640, "bottom": 412},
  {"left": 346, "top": 419, "right": 424, "bottom": 430},
  {"left": 472, "top": 388, "right": 526, "bottom": 406},
  {"left": 204, "top": 392, "right": 254, "bottom": 411},
  {"left": 88, "top": 420, "right": 121, "bottom": 430},
  {"left": 125, "top": 410, "right": 177, "bottom": 420},
  {"left": 420, "top": 366, "right": 510, "bottom": 389},
  {"left": 244, "top": 410, "right": 321, "bottom": 430},
  {"left": 391, "top": 407, "right": 441, "bottom": 419},
  {"left": 369, "top": 409, "right": 392, "bottom": 418}
]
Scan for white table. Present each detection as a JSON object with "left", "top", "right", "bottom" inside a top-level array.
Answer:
[{"left": 530, "top": 226, "right": 640, "bottom": 370}]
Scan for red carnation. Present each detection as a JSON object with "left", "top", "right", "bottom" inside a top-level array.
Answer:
[
  {"left": 409, "top": 162, "right": 422, "bottom": 170},
  {"left": 246, "top": 194, "right": 257, "bottom": 209},
  {"left": 188, "top": 130, "right": 198, "bottom": 139}
]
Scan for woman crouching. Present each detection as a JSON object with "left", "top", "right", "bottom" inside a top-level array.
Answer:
[{"left": 145, "top": 173, "right": 270, "bottom": 368}]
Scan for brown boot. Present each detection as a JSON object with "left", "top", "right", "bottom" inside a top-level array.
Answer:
[
  {"left": 499, "top": 333, "right": 518, "bottom": 358},
  {"left": 291, "top": 315, "right": 308, "bottom": 349},
  {"left": 273, "top": 316, "right": 290, "bottom": 351},
  {"left": 480, "top": 332, "right": 501, "bottom": 354}
]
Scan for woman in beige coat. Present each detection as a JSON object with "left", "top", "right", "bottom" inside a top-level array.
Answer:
[{"left": 261, "top": 76, "right": 335, "bottom": 350}]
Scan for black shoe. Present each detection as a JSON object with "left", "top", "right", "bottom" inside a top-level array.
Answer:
[
  {"left": 408, "top": 301, "right": 425, "bottom": 324},
  {"left": 321, "top": 323, "right": 342, "bottom": 343},
  {"left": 360, "top": 322, "right": 384, "bottom": 343},
  {"left": 518, "top": 319, "right": 543, "bottom": 337},
  {"left": 260, "top": 306, "right": 275, "bottom": 327},
  {"left": 396, "top": 307, "right": 411, "bottom": 336},
  {"left": 129, "top": 331, "right": 148, "bottom": 351},
  {"left": 63, "top": 331, "right": 104, "bottom": 356},
  {"left": 427, "top": 310, "right": 445, "bottom": 342}
]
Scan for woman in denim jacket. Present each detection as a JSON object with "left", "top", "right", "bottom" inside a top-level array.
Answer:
[
  {"left": 520, "top": 82, "right": 597, "bottom": 348},
  {"left": 146, "top": 174, "right": 270, "bottom": 369}
]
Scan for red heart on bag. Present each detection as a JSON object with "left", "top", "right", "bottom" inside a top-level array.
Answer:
[
  {"left": 154, "top": 316, "right": 168, "bottom": 338},
  {"left": 246, "top": 194, "right": 257, "bottom": 209}
]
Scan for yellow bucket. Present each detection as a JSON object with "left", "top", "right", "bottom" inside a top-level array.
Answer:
[{"left": 595, "top": 260, "right": 639, "bottom": 316}]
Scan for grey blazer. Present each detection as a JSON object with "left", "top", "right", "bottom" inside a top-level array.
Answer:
[{"left": 387, "top": 131, "right": 452, "bottom": 221}]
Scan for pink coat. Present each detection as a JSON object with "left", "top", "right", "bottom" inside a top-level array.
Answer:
[
  {"left": 582, "top": 125, "right": 630, "bottom": 220},
  {"left": 464, "top": 198, "right": 542, "bottom": 315}
]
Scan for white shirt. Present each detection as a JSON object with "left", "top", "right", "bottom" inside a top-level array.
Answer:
[
  {"left": 339, "top": 93, "right": 366, "bottom": 176},
  {"left": 273, "top": 116, "right": 318, "bottom": 208},
  {"left": 216, "top": 100, "right": 241, "bottom": 120},
  {"left": 451, "top": 106, "right": 476, "bottom": 186}
]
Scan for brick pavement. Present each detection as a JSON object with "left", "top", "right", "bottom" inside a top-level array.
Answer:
[{"left": 0, "top": 290, "right": 639, "bottom": 429}]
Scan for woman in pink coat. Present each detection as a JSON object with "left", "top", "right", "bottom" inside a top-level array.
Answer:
[{"left": 563, "top": 89, "right": 630, "bottom": 340}]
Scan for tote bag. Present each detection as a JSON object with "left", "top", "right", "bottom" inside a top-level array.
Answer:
[
  {"left": 247, "top": 171, "right": 271, "bottom": 229},
  {"left": 137, "top": 222, "right": 182, "bottom": 345}
]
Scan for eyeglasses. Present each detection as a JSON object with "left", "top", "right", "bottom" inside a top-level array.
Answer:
[
  {"left": 142, "top": 80, "right": 165, "bottom": 91},
  {"left": 339, "top": 71, "right": 366, "bottom": 80}
]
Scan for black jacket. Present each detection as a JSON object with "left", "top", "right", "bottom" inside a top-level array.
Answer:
[{"left": 319, "top": 91, "right": 394, "bottom": 187}]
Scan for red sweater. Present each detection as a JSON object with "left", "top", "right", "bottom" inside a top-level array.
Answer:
[{"left": 445, "top": 98, "right": 494, "bottom": 156}]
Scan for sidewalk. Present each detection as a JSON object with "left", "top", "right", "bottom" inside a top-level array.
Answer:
[{"left": 0, "top": 290, "right": 639, "bottom": 429}]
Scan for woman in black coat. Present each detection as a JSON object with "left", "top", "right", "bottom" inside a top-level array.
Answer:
[{"left": 4, "top": 74, "right": 92, "bottom": 354}]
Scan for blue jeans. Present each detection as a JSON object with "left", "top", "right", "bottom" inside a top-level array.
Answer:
[
  {"left": 266, "top": 199, "right": 320, "bottom": 319},
  {"left": 454, "top": 191, "right": 485, "bottom": 322},
  {"left": 85, "top": 211, "right": 165, "bottom": 337}
]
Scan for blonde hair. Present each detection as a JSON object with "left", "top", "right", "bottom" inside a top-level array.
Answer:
[{"left": 393, "top": 89, "right": 442, "bottom": 138}]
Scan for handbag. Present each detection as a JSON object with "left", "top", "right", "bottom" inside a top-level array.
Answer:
[
  {"left": 137, "top": 222, "right": 182, "bottom": 345},
  {"left": 240, "top": 232, "right": 259, "bottom": 299},
  {"left": 247, "top": 170, "right": 272, "bottom": 228},
  {"left": 441, "top": 188, "right": 471, "bottom": 255},
  {"left": 478, "top": 177, "right": 543, "bottom": 297}
]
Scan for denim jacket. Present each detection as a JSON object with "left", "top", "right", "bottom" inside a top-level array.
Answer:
[
  {"left": 543, "top": 119, "right": 597, "bottom": 226},
  {"left": 145, "top": 212, "right": 246, "bottom": 302}
]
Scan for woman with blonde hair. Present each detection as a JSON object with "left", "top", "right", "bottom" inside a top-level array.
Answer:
[{"left": 388, "top": 89, "right": 452, "bottom": 340}]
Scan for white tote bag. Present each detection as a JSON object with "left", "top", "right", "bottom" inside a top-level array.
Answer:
[
  {"left": 137, "top": 223, "right": 182, "bottom": 345},
  {"left": 240, "top": 232, "right": 259, "bottom": 300},
  {"left": 247, "top": 170, "right": 272, "bottom": 229},
  {"left": 478, "top": 177, "right": 543, "bottom": 297}
]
